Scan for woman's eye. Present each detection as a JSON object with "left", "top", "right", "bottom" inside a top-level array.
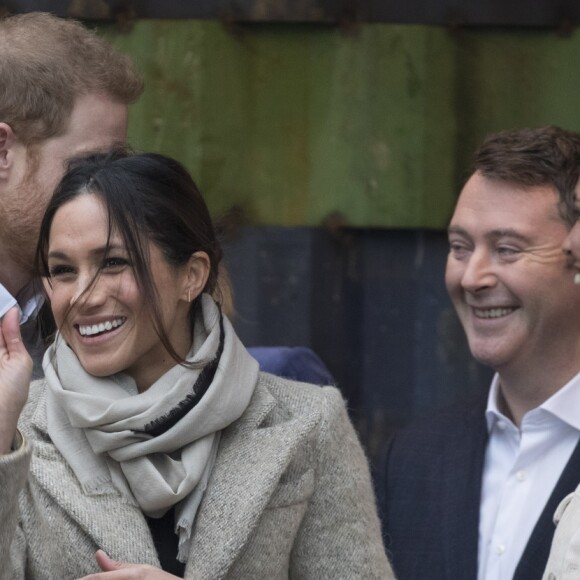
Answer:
[
  {"left": 48, "top": 264, "right": 74, "bottom": 278},
  {"left": 103, "top": 256, "right": 129, "bottom": 269}
]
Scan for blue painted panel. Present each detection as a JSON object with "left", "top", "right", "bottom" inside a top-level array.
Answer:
[{"left": 223, "top": 226, "right": 493, "bottom": 461}]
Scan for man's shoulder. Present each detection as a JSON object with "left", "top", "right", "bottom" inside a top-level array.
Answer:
[
  {"left": 379, "top": 394, "right": 489, "bottom": 520},
  {"left": 394, "top": 394, "right": 487, "bottom": 441},
  {"left": 249, "top": 346, "right": 335, "bottom": 385},
  {"left": 379, "top": 397, "right": 488, "bottom": 580},
  {"left": 384, "top": 393, "right": 489, "bottom": 472}
]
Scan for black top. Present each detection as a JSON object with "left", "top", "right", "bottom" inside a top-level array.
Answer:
[{"left": 146, "top": 508, "right": 186, "bottom": 578}]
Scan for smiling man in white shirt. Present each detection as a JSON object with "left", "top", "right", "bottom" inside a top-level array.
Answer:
[
  {"left": 381, "top": 125, "right": 580, "bottom": 580},
  {"left": 0, "top": 12, "right": 143, "bottom": 375}
]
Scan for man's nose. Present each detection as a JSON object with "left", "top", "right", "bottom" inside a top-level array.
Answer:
[{"left": 460, "top": 249, "right": 497, "bottom": 292}]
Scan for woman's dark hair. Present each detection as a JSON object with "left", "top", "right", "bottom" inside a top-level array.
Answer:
[{"left": 35, "top": 148, "right": 223, "bottom": 364}]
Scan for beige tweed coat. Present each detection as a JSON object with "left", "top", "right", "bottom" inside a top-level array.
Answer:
[{"left": 0, "top": 373, "right": 393, "bottom": 579}]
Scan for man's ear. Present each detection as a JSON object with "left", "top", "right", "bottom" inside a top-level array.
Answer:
[
  {"left": 0, "top": 123, "right": 16, "bottom": 178},
  {"left": 183, "top": 251, "right": 211, "bottom": 303}
]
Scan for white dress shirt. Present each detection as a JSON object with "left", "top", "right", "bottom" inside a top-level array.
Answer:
[
  {"left": 478, "top": 373, "right": 580, "bottom": 580},
  {"left": 0, "top": 282, "right": 43, "bottom": 325}
]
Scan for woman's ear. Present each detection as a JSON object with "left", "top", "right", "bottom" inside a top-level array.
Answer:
[{"left": 183, "top": 251, "right": 210, "bottom": 303}]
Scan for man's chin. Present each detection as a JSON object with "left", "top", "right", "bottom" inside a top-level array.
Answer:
[{"left": 467, "top": 338, "right": 508, "bottom": 370}]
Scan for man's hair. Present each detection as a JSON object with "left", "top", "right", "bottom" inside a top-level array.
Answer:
[
  {"left": 0, "top": 12, "right": 143, "bottom": 145},
  {"left": 473, "top": 125, "right": 580, "bottom": 226}
]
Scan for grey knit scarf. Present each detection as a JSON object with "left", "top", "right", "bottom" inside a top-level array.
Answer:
[{"left": 44, "top": 294, "right": 259, "bottom": 562}]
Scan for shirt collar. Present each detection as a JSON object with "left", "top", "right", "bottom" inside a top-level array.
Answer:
[
  {"left": 485, "top": 371, "right": 580, "bottom": 432},
  {"left": 0, "top": 282, "right": 44, "bottom": 325},
  {"left": 0, "top": 283, "right": 18, "bottom": 319},
  {"left": 485, "top": 375, "right": 506, "bottom": 432}
]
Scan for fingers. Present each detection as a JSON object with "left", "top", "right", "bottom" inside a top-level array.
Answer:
[
  {"left": 74, "top": 552, "right": 177, "bottom": 579},
  {"left": 76, "top": 551, "right": 126, "bottom": 579},
  {"left": 95, "top": 550, "right": 125, "bottom": 572},
  {"left": 1, "top": 307, "right": 23, "bottom": 355}
]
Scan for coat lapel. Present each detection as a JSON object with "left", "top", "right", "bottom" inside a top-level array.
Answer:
[
  {"left": 441, "top": 396, "right": 488, "bottom": 579},
  {"left": 186, "top": 379, "right": 321, "bottom": 579},
  {"left": 28, "top": 384, "right": 159, "bottom": 566},
  {"left": 515, "top": 437, "right": 580, "bottom": 580}
]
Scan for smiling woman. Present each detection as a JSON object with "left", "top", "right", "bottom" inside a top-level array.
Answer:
[
  {"left": 42, "top": 193, "right": 203, "bottom": 390},
  {"left": 0, "top": 149, "right": 393, "bottom": 579}
]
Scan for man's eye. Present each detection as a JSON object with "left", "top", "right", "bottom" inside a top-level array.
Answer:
[
  {"left": 497, "top": 246, "right": 519, "bottom": 257},
  {"left": 449, "top": 241, "right": 470, "bottom": 256}
]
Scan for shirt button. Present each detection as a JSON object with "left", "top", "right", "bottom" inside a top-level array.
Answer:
[
  {"left": 516, "top": 470, "right": 527, "bottom": 482},
  {"left": 497, "top": 421, "right": 507, "bottom": 430},
  {"left": 496, "top": 543, "right": 505, "bottom": 555}
]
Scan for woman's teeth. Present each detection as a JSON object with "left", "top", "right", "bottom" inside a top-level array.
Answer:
[
  {"left": 575, "top": 273, "right": 580, "bottom": 285},
  {"left": 79, "top": 318, "right": 125, "bottom": 337}
]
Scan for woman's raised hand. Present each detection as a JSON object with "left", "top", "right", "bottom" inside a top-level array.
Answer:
[
  {"left": 77, "top": 551, "right": 182, "bottom": 579},
  {"left": 0, "top": 307, "right": 32, "bottom": 454}
]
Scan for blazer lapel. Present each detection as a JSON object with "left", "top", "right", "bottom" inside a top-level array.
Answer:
[
  {"left": 515, "top": 437, "right": 580, "bottom": 580},
  {"left": 29, "top": 386, "right": 159, "bottom": 565},
  {"left": 441, "top": 397, "right": 488, "bottom": 579},
  {"left": 186, "top": 379, "right": 321, "bottom": 579}
]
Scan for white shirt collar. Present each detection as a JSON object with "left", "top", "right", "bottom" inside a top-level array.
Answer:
[
  {"left": 485, "top": 371, "right": 580, "bottom": 433},
  {"left": 0, "top": 283, "right": 18, "bottom": 320},
  {"left": 0, "top": 282, "right": 44, "bottom": 325}
]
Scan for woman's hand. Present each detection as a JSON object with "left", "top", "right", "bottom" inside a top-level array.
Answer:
[
  {"left": 0, "top": 307, "right": 32, "bottom": 454},
  {"left": 77, "top": 551, "right": 182, "bottom": 579}
]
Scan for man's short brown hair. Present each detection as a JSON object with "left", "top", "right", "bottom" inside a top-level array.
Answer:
[
  {"left": 473, "top": 126, "right": 580, "bottom": 226},
  {"left": 0, "top": 12, "right": 143, "bottom": 145}
]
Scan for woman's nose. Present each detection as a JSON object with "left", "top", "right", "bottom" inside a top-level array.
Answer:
[
  {"left": 563, "top": 222, "right": 580, "bottom": 259},
  {"left": 70, "top": 274, "right": 106, "bottom": 308}
]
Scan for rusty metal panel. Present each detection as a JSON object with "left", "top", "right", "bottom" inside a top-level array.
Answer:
[
  {"left": 112, "top": 21, "right": 580, "bottom": 229},
  {"left": 8, "top": 17, "right": 580, "bottom": 228},
  {"left": 451, "top": 29, "right": 580, "bottom": 174},
  {"left": 3, "top": 0, "right": 580, "bottom": 26},
  {"left": 105, "top": 20, "right": 458, "bottom": 229}
]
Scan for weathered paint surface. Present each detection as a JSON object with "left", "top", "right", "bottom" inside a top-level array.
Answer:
[
  {"left": 101, "top": 21, "right": 457, "bottom": 228},
  {"left": 10, "top": 0, "right": 580, "bottom": 26},
  {"left": 91, "top": 20, "right": 580, "bottom": 460},
  {"left": 100, "top": 21, "right": 580, "bottom": 229}
]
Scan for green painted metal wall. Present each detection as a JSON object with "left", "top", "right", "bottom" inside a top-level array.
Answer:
[{"left": 98, "top": 21, "right": 580, "bottom": 229}]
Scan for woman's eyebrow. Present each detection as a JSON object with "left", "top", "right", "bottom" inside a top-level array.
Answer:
[{"left": 47, "top": 244, "right": 126, "bottom": 260}]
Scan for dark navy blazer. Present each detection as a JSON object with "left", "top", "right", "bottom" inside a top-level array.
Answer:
[{"left": 378, "top": 394, "right": 580, "bottom": 580}]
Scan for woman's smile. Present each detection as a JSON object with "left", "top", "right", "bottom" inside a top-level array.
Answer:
[
  {"left": 46, "top": 193, "right": 193, "bottom": 391},
  {"left": 77, "top": 317, "right": 126, "bottom": 337}
]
